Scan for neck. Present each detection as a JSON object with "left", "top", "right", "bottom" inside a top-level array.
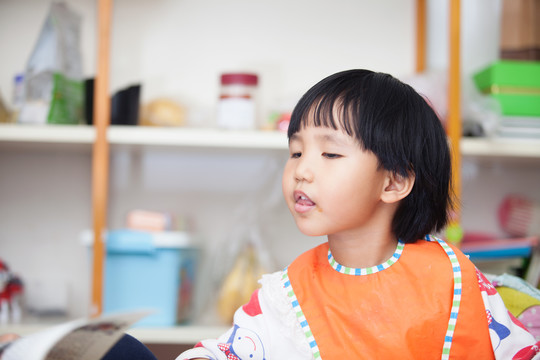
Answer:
[{"left": 327, "top": 231, "right": 398, "bottom": 269}]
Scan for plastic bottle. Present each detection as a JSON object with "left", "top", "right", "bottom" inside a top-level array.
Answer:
[
  {"left": 217, "top": 73, "right": 258, "bottom": 130},
  {"left": 11, "top": 73, "right": 24, "bottom": 122}
]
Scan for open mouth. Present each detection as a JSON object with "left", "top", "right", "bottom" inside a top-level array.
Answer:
[{"left": 294, "top": 191, "right": 316, "bottom": 213}]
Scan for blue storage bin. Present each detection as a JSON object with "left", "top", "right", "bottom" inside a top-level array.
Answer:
[{"left": 103, "top": 230, "right": 198, "bottom": 327}]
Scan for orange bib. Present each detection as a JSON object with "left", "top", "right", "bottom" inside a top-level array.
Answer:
[{"left": 284, "top": 239, "right": 494, "bottom": 359}]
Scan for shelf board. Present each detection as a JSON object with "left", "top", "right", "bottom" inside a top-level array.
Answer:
[
  {"left": 107, "top": 126, "right": 288, "bottom": 149},
  {"left": 460, "top": 137, "right": 540, "bottom": 159},
  {"left": 127, "top": 325, "right": 229, "bottom": 344},
  {"left": 1, "top": 124, "right": 539, "bottom": 158},
  {"left": 0, "top": 124, "right": 288, "bottom": 150},
  {"left": 0, "top": 123, "right": 95, "bottom": 144},
  {"left": 0, "top": 321, "right": 229, "bottom": 345}
]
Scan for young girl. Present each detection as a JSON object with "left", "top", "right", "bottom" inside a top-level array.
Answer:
[{"left": 178, "top": 70, "right": 540, "bottom": 360}]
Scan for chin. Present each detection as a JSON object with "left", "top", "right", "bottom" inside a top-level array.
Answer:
[{"left": 295, "top": 222, "right": 326, "bottom": 237}]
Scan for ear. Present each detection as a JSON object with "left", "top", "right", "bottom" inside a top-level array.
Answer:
[{"left": 380, "top": 171, "right": 415, "bottom": 204}]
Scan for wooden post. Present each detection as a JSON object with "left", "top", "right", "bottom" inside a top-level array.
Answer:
[
  {"left": 91, "top": 0, "right": 112, "bottom": 317},
  {"left": 416, "top": 0, "right": 427, "bottom": 73},
  {"left": 447, "top": 0, "right": 463, "bottom": 242}
]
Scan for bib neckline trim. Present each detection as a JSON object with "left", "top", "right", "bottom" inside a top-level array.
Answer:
[{"left": 327, "top": 240, "right": 405, "bottom": 275}]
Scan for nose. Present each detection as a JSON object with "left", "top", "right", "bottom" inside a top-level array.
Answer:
[{"left": 294, "top": 156, "right": 314, "bottom": 183}]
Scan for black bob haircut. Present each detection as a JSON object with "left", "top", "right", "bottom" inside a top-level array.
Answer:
[{"left": 287, "top": 69, "right": 454, "bottom": 244}]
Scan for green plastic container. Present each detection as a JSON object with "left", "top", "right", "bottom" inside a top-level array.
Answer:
[{"left": 473, "top": 60, "right": 540, "bottom": 116}]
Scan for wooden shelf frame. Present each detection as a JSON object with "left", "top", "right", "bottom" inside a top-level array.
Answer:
[{"left": 91, "top": 0, "right": 112, "bottom": 317}]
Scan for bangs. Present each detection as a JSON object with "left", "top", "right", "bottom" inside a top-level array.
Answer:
[
  {"left": 287, "top": 70, "right": 374, "bottom": 146},
  {"left": 288, "top": 92, "right": 362, "bottom": 143}
]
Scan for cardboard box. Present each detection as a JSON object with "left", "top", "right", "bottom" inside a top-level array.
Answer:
[
  {"left": 473, "top": 60, "right": 540, "bottom": 116},
  {"left": 500, "top": 0, "right": 540, "bottom": 60}
]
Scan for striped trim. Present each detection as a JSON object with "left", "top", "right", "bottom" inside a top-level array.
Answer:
[
  {"left": 327, "top": 240, "right": 405, "bottom": 276},
  {"left": 426, "top": 234, "right": 462, "bottom": 360},
  {"left": 282, "top": 269, "right": 321, "bottom": 359}
]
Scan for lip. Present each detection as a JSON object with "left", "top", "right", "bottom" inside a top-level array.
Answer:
[{"left": 293, "top": 190, "right": 316, "bottom": 213}]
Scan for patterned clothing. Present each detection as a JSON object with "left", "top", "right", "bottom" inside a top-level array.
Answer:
[{"left": 177, "top": 236, "right": 540, "bottom": 360}]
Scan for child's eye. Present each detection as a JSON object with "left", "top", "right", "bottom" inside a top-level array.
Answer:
[
  {"left": 290, "top": 152, "right": 301, "bottom": 159},
  {"left": 322, "top": 153, "right": 342, "bottom": 159}
]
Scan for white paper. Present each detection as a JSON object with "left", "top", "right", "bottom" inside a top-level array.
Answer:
[{"left": 3, "top": 311, "right": 150, "bottom": 360}]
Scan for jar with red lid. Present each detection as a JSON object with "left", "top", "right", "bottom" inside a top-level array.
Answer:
[{"left": 217, "top": 73, "right": 259, "bottom": 130}]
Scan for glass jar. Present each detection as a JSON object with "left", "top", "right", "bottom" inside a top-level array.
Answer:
[{"left": 217, "top": 73, "right": 258, "bottom": 130}]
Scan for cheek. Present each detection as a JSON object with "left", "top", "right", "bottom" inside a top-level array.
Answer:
[
  {"left": 324, "top": 173, "right": 380, "bottom": 211},
  {"left": 281, "top": 165, "right": 294, "bottom": 194},
  {"left": 281, "top": 171, "right": 289, "bottom": 197},
  {"left": 324, "top": 190, "right": 375, "bottom": 230},
  {"left": 281, "top": 174, "right": 294, "bottom": 211}
]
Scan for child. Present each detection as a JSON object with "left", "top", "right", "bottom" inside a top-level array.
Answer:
[{"left": 177, "top": 70, "right": 540, "bottom": 360}]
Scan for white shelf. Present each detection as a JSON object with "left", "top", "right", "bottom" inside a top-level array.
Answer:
[
  {"left": 0, "top": 124, "right": 95, "bottom": 144},
  {"left": 108, "top": 126, "right": 288, "bottom": 149},
  {"left": 127, "top": 325, "right": 229, "bottom": 344},
  {"left": 1, "top": 124, "right": 540, "bottom": 158},
  {"left": 0, "top": 124, "right": 288, "bottom": 150},
  {"left": 0, "top": 321, "right": 229, "bottom": 344},
  {"left": 460, "top": 137, "right": 540, "bottom": 159}
]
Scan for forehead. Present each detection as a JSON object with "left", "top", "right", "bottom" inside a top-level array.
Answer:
[
  {"left": 289, "top": 124, "right": 357, "bottom": 146},
  {"left": 294, "top": 98, "right": 359, "bottom": 136}
]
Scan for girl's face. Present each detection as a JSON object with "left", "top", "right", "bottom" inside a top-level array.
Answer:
[{"left": 282, "top": 124, "right": 391, "bottom": 239}]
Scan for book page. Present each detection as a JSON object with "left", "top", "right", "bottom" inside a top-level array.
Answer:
[
  {"left": 3, "top": 311, "right": 150, "bottom": 360},
  {"left": 3, "top": 319, "right": 86, "bottom": 360}
]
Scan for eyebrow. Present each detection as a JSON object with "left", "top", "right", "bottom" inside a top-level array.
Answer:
[{"left": 289, "top": 133, "right": 300, "bottom": 143}]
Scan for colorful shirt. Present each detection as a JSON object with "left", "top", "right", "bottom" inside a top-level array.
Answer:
[{"left": 177, "top": 236, "right": 540, "bottom": 360}]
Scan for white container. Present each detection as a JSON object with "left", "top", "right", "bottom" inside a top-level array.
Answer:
[{"left": 217, "top": 73, "right": 258, "bottom": 130}]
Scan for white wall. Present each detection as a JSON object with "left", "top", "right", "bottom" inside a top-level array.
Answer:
[
  {"left": 0, "top": 146, "right": 92, "bottom": 318},
  {"left": 0, "top": 0, "right": 417, "bottom": 128},
  {"left": 427, "top": 0, "right": 501, "bottom": 74}
]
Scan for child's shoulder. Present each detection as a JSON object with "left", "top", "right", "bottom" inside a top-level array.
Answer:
[
  {"left": 289, "top": 242, "right": 329, "bottom": 267},
  {"left": 415, "top": 236, "right": 473, "bottom": 261},
  {"left": 412, "top": 237, "right": 479, "bottom": 281},
  {"left": 393, "top": 237, "right": 477, "bottom": 281}
]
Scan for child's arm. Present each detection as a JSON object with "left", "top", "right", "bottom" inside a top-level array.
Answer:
[
  {"left": 176, "top": 271, "right": 313, "bottom": 360},
  {"left": 175, "top": 288, "right": 270, "bottom": 360},
  {"left": 476, "top": 269, "right": 540, "bottom": 359}
]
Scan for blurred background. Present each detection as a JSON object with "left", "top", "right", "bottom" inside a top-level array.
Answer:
[{"left": 0, "top": 0, "right": 539, "bottom": 338}]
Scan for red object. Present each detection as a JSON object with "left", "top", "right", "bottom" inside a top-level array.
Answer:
[
  {"left": 460, "top": 235, "right": 539, "bottom": 252},
  {"left": 499, "top": 195, "right": 534, "bottom": 237},
  {"left": 476, "top": 268, "right": 498, "bottom": 296},
  {"left": 512, "top": 341, "right": 540, "bottom": 360},
  {"left": 221, "top": 73, "right": 258, "bottom": 86},
  {"left": 242, "top": 288, "right": 262, "bottom": 316},
  {"left": 276, "top": 113, "right": 291, "bottom": 133}
]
